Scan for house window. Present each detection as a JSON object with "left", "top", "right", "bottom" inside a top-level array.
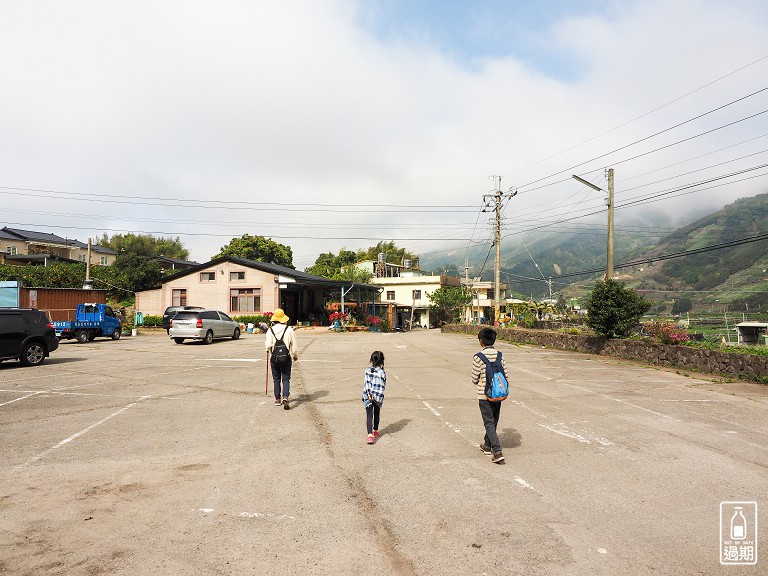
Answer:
[
  {"left": 172, "top": 289, "right": 187, "bottom": 306},
  {"left": 78, "top": 254, "right": 86, "bottom": 262},
  {"left": 200, "top": 271, "right": 216, "bottom": 282},
  {"left": 487, "top": 290, "right": 494, "bottom": 301},
  {"left": 6, "top": 246, "right": 17, "bottom": 255},
  {"left": 230, "top": 288, "right": 260, "bottom": 312},
  {"left": 230, "top": 271, "right": 246, "bottom": 282},
  {"left": 100, "top": 256, "right": 108, "bottom": 265},
  {"left": 386, "top": 291, "right": 395, "bottom": 301},
  {"left": 412, "top": 290, "right": 422, "bottom": 300}
]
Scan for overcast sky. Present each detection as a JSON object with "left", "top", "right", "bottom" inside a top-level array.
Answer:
[{"left": 1, "top": 0, "right": 767, "bottom": 270}]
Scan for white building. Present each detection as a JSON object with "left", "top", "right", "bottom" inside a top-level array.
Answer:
[{"left": 461, "top": 278, "right": 507, "bottom": 324}]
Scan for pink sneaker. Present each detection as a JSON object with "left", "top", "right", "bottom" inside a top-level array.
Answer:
[
  {"left": 366, "top": 434, "right": 375, "bottom": 445},
  {"left": 372, "top": 430, "right": 380, "bottom": 439}
]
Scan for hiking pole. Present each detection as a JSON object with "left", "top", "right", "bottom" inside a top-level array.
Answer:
[{"left": 265, "top": 351, "right": 270, "bottom": 396}]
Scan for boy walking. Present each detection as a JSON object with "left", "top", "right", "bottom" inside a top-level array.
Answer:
[{"left": 471, "top": 327, "right": 507, "bottom": 464}]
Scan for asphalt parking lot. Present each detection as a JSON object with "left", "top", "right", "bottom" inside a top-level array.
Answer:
[{"left": 1, "top": 327, "right": 766, "bottom": 575}]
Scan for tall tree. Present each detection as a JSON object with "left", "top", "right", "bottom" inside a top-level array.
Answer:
[
  {"left": 214, "top": 234, "right": 294, "bottom": 268},
  {"left": 426, "top": 286, "right": 472, "bottom": 324},
  {"left": 306, "top": 249, "right": 361, "bottom": 279},
  {"left": 110, "top": 253, "right": 163, "bottom": 292},
  {"left": 356, "top": 241, "right": 418, "bottom": 265},
  {"left": 98, "top": 233, "right": 189, "bottom": 259}
]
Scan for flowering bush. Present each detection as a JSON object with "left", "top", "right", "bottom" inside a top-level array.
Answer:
[
  {"left": 367, "top": 316, "right": 381, "bottom": 326},
  {"left": 644, "top": 320, "right": 690, "bottom": 345},
  {"left": 328, "top": 311, "right": 349, "bottom": 324}
]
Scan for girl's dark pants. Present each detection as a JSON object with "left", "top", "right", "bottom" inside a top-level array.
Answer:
[
  {"left": 479, "top": 399, "right": 501, "bottom": 452},
  {"left": 271, "top": 357, "right": 292, "bottom": 399},
  {"left": 366, "top": 403, "right": 381, "bottom": 434}
]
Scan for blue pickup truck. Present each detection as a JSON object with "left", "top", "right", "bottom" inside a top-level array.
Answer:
[{"left": 54, "top": 303, "right": 123, "bottom": 343}]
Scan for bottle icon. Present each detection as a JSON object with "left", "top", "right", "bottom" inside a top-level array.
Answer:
[{"left": 731, "top": 507, "right": 747, "bottom": 540}]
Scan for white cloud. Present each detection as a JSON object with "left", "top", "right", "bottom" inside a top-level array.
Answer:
[{"left": 0, "top": 0, "right": 766, "bottom": 269}]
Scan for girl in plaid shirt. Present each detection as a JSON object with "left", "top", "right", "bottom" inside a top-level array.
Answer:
[{"left": 362, "top": 350, "right": 386, "bottom": 445}]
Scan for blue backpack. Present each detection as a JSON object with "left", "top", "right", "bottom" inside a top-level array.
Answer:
[{"left": 475, "top": 351, "right": 509, "bottom": 402}]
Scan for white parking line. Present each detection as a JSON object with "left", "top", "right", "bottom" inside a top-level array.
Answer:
[
  {"left": 0, "top": 390, "right": 45, "bottom": 407},
  {"left": 393, "top": 375, "right": 536, "bottom": 490},
  {"left": 200, "top": 358, "right": 262, "bottom": 362},
  {"left": 17, "top": 401, "right": 141, "bottom": 469}
]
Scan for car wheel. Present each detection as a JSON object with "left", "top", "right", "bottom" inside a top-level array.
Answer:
[
  {"left": 232, "top": 327, "right": 240, "bottom": 340},
  {"left": 76, "top": 330, "right": 89, "bottom": 344},
  {"left": 203, "top": 330, "right": 214, "bottom": 345},
  {"left": 173, "top": 338, "right": 185, "bottom": 344},
  {"left": 20, "top": 342, "right": 46, "bottom": 366},
  {"left": 112, "top": 329, "right": 121, "bottom": 340}
]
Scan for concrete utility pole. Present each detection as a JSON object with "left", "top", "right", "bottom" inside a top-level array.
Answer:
[
  {"left": 572, "top": 169, "right": 614, "bottom": 280},
  {"left": 464, "top": 258, "right": 471, "bottom": 324},
  {"left": 606, "top": 167, "right": 615, "bottom": 281},
  {"left": 483, "top": 176, "right": 516, "bottom": 324}
]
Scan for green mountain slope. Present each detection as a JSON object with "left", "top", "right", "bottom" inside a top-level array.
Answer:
[{"left": 421, "top": 192, "right": 768, "bottom": 311}]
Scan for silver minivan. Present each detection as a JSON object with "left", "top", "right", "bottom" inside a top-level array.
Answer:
[{"left": 169, "top": 309, "right": 241, "bottom": 344}]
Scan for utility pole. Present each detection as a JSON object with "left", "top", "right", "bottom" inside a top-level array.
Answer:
[
  {"left": 464, "top": 258, "right": 471, "bottom": 324},
  {"left": 483, "top": 176, "right": 516, "bottom": 325},
  {"left": 606, "top": 167, "right": 615, "bottom": 280},
  {"left": 572, "top": 169, "right": 614, "bottom": 280}
]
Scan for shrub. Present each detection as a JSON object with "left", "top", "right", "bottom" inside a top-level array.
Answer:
[
  {"left": 644, "top": 320, "right": 690, "bottom": 345},
  {"left": 585, "top": 279, "right": 652, "bottom": 338},
  {"left": 517, "top": 316, "right": 535, "bottom": 329},
  {"left": 140, "top": 315, "right": 163, "bottom": 327},
  {"left": 232, "top": 313, "right": 273, "bottom": 326}
]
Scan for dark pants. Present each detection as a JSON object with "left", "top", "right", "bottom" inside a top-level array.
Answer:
[
  {"left": 479, "top": 399, "right": 502, "bottom": 453},
  {"left": 271, "top": 358, "right": 292, "bottom": 399},
  {"left": 366, "top": 403, "right": 381, "bottom": 434}
]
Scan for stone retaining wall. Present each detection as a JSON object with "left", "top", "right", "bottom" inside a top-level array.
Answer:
[{"left": 442, "top": 324, "right": 768, "bottom": 382}]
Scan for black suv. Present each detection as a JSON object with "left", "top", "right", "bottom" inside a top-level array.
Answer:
[
  {"left": 0, "top": 308, "right": 59, "bottom": 367},
  {"left": 162, "top": 305, "right": 204, "bottom": 332}
]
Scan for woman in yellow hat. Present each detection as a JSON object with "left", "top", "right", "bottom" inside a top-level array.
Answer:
[{"left": 265, "top": 308, "right": 299, "bottom": 409}]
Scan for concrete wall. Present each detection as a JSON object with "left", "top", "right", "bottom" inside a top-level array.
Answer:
[{"left": 442, "top": 324, "right": 768, "bottom": 381}]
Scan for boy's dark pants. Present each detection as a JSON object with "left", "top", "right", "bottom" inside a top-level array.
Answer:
[{"left": 479, "top": 399, "right": 502, "bottom": 453}]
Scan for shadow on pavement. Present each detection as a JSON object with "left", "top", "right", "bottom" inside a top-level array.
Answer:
[
  {"left": 499, "top": 428, "right": 522, "bottom": 449},
  {"left": 292, "top": 388, "right": 330, "bottom": 408},
  {"left": 378, "top": 418, "right": 411, "bottom": 435}
]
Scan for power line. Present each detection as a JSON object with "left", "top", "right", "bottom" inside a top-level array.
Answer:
[
  {"left": 550, "top": 231, "right": 768, "bottom": 281},
  {"left": 503, "top": 55, "right": 768, "bottom": 179},
  {"left": 1, "top": 221, "right": 477, "bottom": 242},
  {"left": 515, "top": 91, "right": 768, "bottom": 191}
]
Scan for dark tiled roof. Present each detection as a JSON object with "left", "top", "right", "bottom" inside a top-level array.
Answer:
[
  {"left": 162, "top": 255, "right": 377, "bottom": 289},
  {"left": 2, "top": 227, "right": 70, "bottom": 245},
  {"left": 1, "top": 227, "right": 117, "bottom": 254},
  {"left": 154, "top": 255, "right": 199, "bottom": 266}
]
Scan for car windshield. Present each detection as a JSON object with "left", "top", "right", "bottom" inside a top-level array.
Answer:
[{"left": 173, "top": 311, "right": 200, "bottom": 320}]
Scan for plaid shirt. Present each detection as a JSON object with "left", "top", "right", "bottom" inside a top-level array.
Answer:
[{"left": 362, "top": 366, "right": 386, "bottom": 407}]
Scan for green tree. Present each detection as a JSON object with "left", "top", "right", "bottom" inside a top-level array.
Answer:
[
  {"left": 214, "top": 234, "right": 294, "bottom": 268},
  {"left": 671, "top": 297, "right": 693, "bottom": 315},
  {"left": 98, "top": 233, "right": 189, "bottom": 259},
  {"left": 306, "top": 249, "right": 359, "bottom": 278},
  {"left": 356, "top": 241, "right": 418, "bottom": 266},
  {"left": 584, "top": 279, "right": 651, "bottom": 338},
  {"left": 110, "top": 253, "right": 163, "bottom": 292},
  {"left": 426, "top": 285, "right": 472, "bottom": 324}
]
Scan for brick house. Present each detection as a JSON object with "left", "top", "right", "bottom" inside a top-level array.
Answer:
[{"left": 135, "top": 256, "right": 377, "bottom": 325}]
